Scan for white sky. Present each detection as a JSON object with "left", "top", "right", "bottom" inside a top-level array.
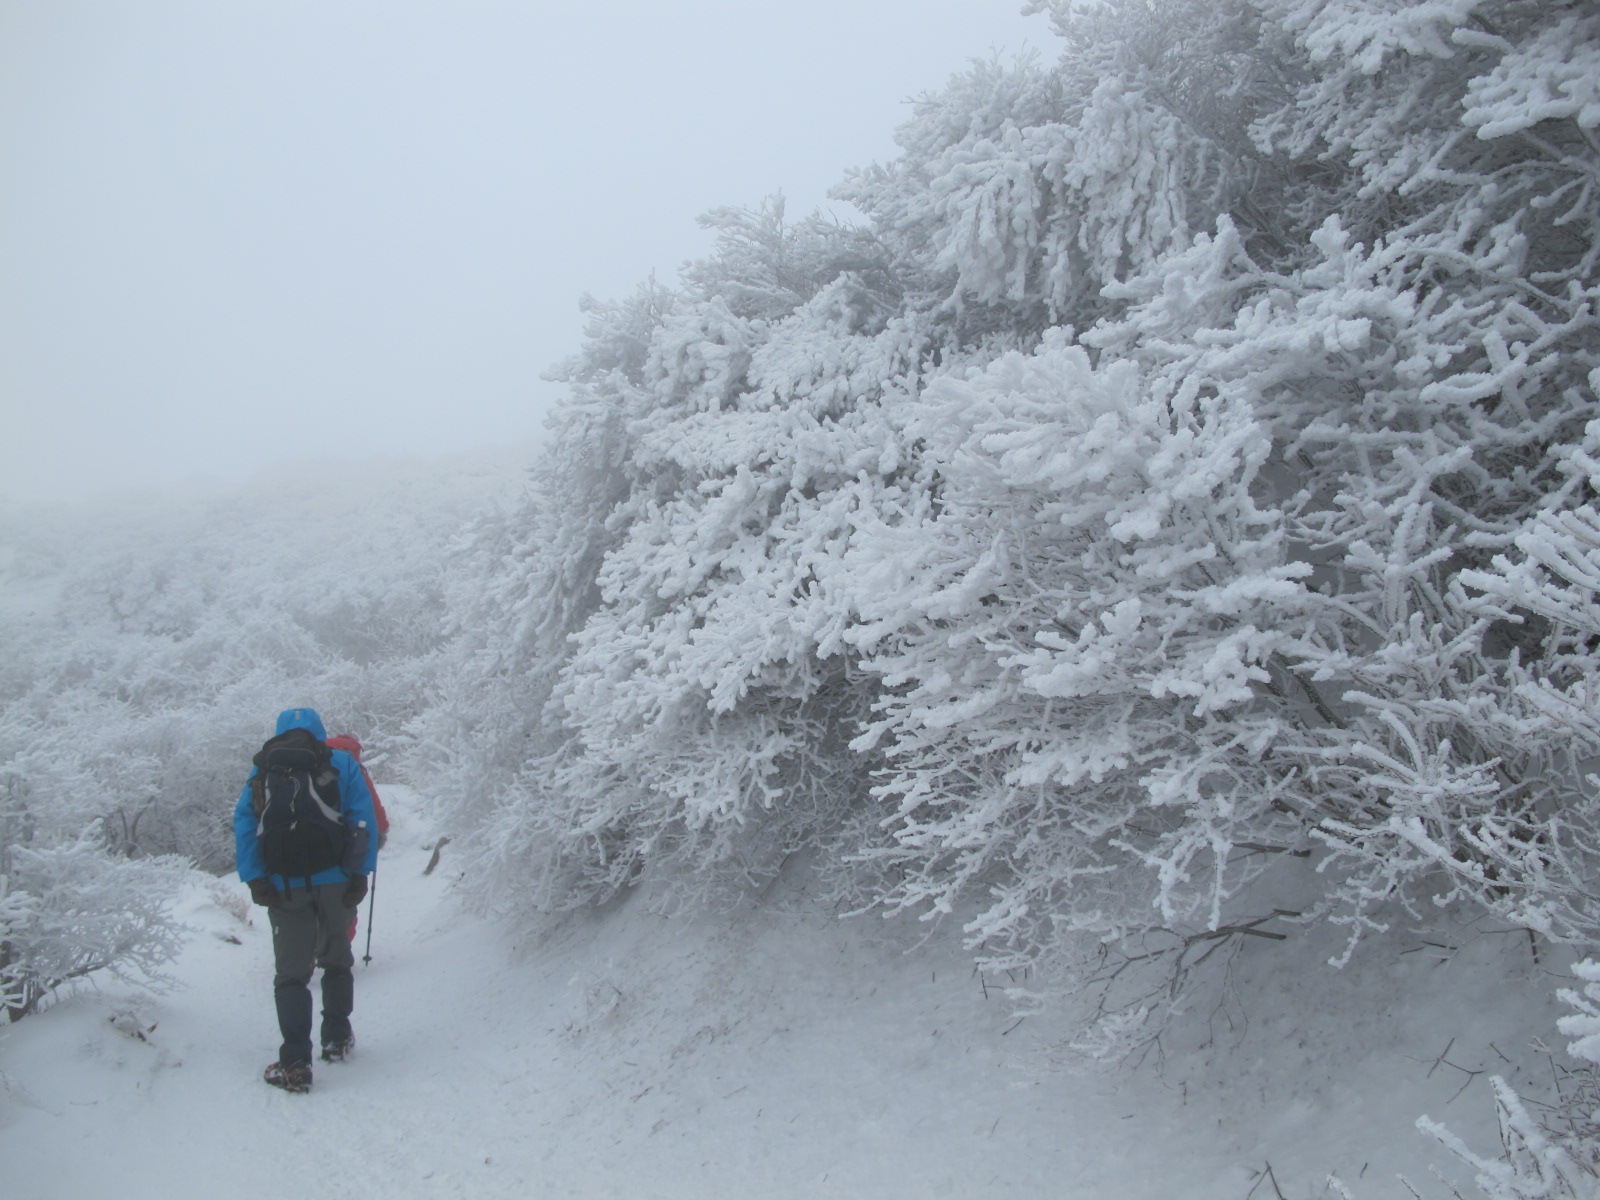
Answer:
[{"left": 0, "top": 0, "right": 1050, "bottom": 504}]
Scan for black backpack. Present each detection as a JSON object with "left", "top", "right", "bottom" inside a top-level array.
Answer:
[{"left": 249, "top": 728, "right": 349, "bottom": 881}]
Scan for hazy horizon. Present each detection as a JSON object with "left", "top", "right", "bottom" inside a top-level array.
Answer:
[{"left": 0, "top": 0, "right": 1047, "bottom": 505}]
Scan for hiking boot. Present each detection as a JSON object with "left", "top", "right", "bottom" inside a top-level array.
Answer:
[
  {"left": 264, "top": 1061, "right": 312, "bottom": 1092},
  {"left": 320, "top": 1036, "right": 355, "bottom": 1063}
]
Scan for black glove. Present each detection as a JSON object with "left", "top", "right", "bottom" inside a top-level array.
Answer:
[
  {"left": 247, "top": 877, "right": 282, "bottom": 908},
  {"left": 343, "top": 875, "right": 369, "bottom": 907}
]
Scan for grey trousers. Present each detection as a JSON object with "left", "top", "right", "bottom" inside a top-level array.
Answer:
[{"left": 268, "top": 880, "right": 356, "bottom": 1067}]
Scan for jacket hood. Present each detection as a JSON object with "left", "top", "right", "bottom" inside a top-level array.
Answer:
[{"left": 274, "top": 707, "right": 327, "bottom": 741}]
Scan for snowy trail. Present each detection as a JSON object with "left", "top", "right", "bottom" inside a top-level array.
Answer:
[
  {"left": 0, "top": 788, "right": 597, "bottom": 1197},
  {"left": 0, "top": 786, "right": 1555, "bottom": 1199}
]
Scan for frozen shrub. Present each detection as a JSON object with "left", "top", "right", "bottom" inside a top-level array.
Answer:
[{"left": 1, "top": 826, "right": 186, "bottom": 1021}]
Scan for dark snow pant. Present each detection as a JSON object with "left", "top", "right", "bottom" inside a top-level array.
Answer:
[{"left": 268, "top": 881, "right": 357, "bottom": 1068}]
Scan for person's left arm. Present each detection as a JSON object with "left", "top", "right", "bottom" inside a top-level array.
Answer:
[{"left": 337, "top": 755, "right": 380, "bottom": 874}]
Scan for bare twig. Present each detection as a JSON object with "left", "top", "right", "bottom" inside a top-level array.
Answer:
[{"left": 1244, "top": 1161, "right": 1288, "bottom": 1200}]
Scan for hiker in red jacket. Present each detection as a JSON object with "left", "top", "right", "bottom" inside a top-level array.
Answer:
[{"left": 325, "top": 735, "right": 389, "bottom": 942}]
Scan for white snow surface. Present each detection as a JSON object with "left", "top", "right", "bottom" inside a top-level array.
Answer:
[{"left": 0, "top": 786, "right": 1562, "bottom": 1199}]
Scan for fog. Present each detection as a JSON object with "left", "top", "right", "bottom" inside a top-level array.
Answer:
[{"left": 0, "top": 0, "right": 1046, "bottom": 504}]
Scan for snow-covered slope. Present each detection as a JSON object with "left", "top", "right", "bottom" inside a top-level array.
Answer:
[{"left": 0, "top": 786, "right": 1562, "bottom": 1198}]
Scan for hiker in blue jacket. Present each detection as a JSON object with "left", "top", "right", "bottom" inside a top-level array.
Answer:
[{"left": 234, "top": 706, "right": 379, "bottom": 1093}]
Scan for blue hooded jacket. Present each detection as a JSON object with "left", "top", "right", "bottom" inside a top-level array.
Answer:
[{"left": 234, "top": 707, "right": 380, "bottom": 888}]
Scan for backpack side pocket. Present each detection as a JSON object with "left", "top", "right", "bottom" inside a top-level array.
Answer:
[{"left": 341, "top": 821, "right": 370, "bottom": 876}]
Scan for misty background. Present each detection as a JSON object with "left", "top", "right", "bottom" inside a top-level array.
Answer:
[
  {"left": 7, "top": 3, "right": 1600, "bottom": 1191},
  {"left": 0, "top": 0, "right": 1044, "bottom": 504}
]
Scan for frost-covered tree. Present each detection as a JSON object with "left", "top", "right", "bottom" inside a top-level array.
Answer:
[
  {"left": 840, "top": 332, "right": 1313, "bottom": 977},
  {"left": 418, "top": 217, "right": 943, "bottom": 912},
  {"left": 422, "top": 0, "right": 1600, "bottom": 1044}
]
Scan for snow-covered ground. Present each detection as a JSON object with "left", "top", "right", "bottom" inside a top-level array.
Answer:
[{"left": 0, "top": 786, "right": 1563, "bottom": 1198}]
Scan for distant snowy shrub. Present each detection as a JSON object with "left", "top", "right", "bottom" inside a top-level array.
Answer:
[
  {"left": 0, "top": 787, "right": 186, "bottom": 1020},
  {"left": 0, "top": 455, "right": 519, "bottom": 872},
  {"left": 0, "top": 454, "right": 524, "bottom": 1019}
]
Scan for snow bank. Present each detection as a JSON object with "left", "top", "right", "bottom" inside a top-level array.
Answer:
[{"left": 0, "top": 786, "right": 1566, "bottom": 1198}]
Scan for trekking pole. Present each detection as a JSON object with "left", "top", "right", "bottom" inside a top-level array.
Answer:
[{"left": 362, "top": 864, "right": 377, "bottom": 965}]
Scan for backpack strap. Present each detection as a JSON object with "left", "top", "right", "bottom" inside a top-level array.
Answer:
[{"left": 249, "top": 773, "right": 267, "bottom": 817}]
